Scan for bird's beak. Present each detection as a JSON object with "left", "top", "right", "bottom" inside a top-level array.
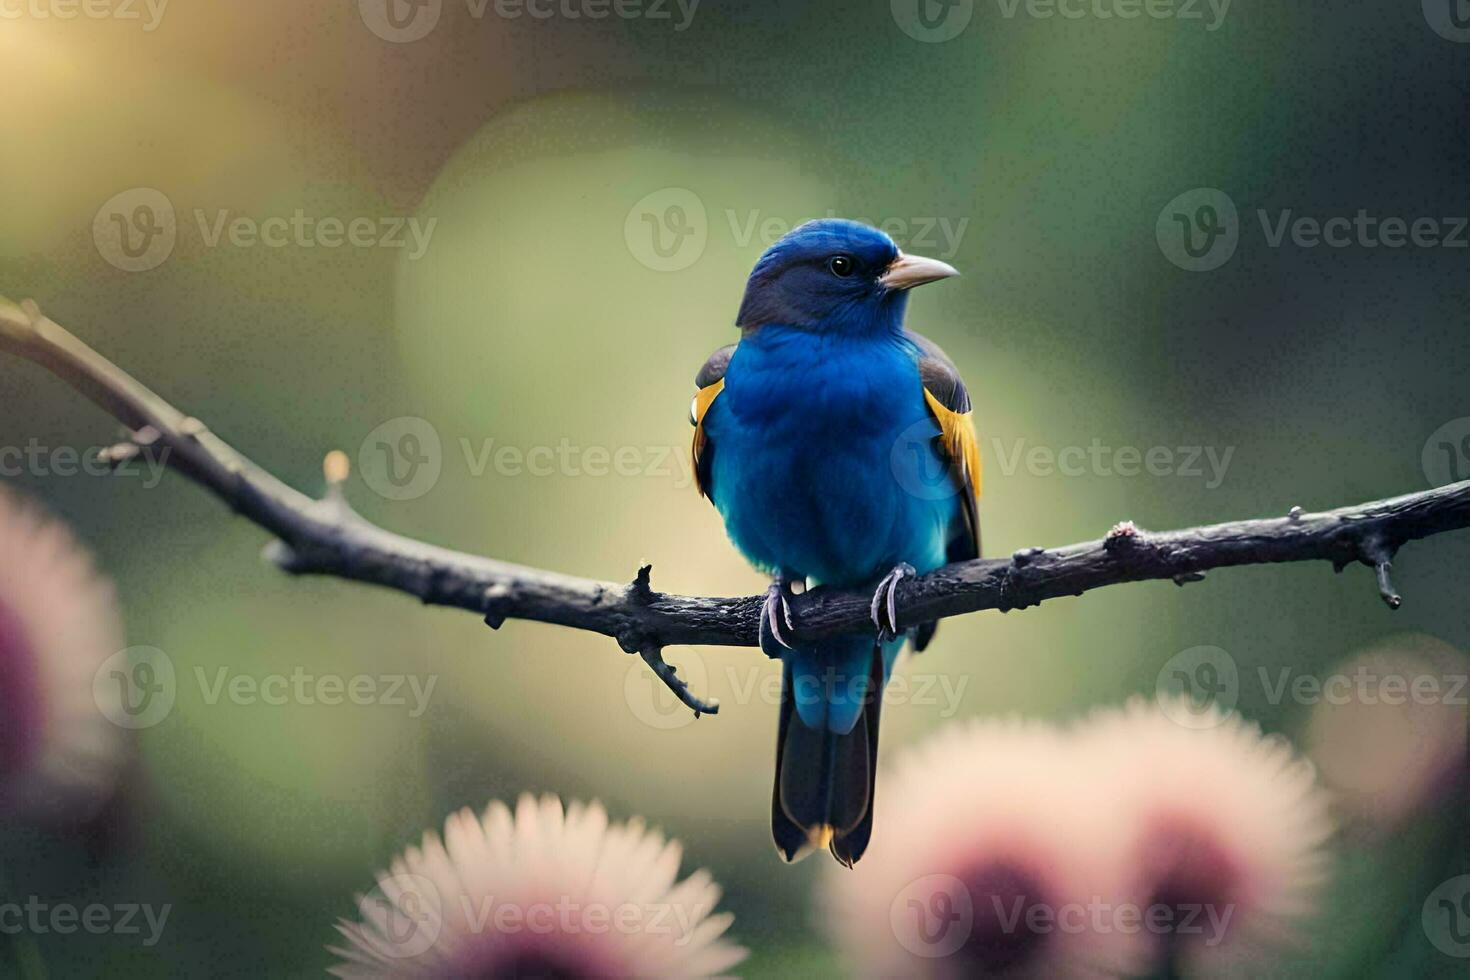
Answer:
[{"left": 878, "top": 252, "right": 960, "bottom": 290}]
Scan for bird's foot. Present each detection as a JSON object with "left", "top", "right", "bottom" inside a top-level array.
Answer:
[
  {"left": 870, "top": 563, "right": 917, "bottom": 641},
  {"left": 759, "top": 578, "right": 797, "bottom": 658}
]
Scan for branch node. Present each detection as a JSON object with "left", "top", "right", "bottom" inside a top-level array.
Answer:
[
  {"left": 262, "top": 539, "right": 301, "bottom": 571},
  {"left": 98, "top": 424, "right": 162, "bottom": 469},
  {"left": 1288, "top": 505, "right": 1304, "bottom": 522},
  {"left": 1105, "top": 520, "right": 1141, "bottom": 551},
  {"left": 482, "top": 583, "right": 513, "bottom": 629},
  {"left": 1011, "top": 546, "right": 1045, "bottom": 566},
  {"left": 97, "top": 441, "right": 140, "bottom": 468},
  {"left": 1173, "top": 571, "right": 1207, "bottom": 586},
  {"left": 627, "top": 563, "right": 656, "bottom": 605},
  {"left": 639, "top": 644, "right": 718, "bottom": 718}
]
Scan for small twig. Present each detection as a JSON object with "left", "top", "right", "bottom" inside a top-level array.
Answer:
[
  {"left": 639, "top": 645, "right": 719, "bottom": 718},
  {"left": 1360, "top": 534, "right": 1404, "bottom": 610},
  {"left": 4, "top": 297, "right": 1470, "bottom": 703}
]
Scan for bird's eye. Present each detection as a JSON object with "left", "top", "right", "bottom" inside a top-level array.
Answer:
[{"left": 828, "top": 255, "right": 856, "bottom": 278}]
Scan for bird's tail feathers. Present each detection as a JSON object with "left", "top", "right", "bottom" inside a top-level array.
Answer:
[{"left": 771, "top": 640, "right": 884, "bottom": 866}]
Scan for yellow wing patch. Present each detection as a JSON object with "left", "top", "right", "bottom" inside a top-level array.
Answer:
[
  {"left": 922, "top": 386, "right": 983, "bottom": 554},
  {"left": 690, "top": 377, "right": 725, "bottom": 498}
]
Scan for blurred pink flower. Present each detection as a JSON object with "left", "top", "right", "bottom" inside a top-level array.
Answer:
[
  {"left": 820, "top": 718, "right": 1149, "bottom": 979},
  {"left": 329, "top": 793, "right": 747, "bottom": 978},
  {"left": 1304, "top": 634, "right": 1468, "bottom": 836},
  {"left": 0, "top": 487, "right": 124, "bottom": 822},
  {"left": 1079, "top": 696, "right": 1333, "bottom": 978}
]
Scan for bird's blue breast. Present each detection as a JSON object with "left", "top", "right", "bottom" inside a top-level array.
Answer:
[{"left": 705, "top": 326, "right": 958, "bottom": 588}]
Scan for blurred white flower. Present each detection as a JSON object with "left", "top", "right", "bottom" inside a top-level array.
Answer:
[
  {"left": 820, "top": 718, "right": 1149, "bottom": 979},
  {"left": 1079, "top": 696, "right": 1333, "bottom": 978},
  {"left": 0, "top": 487, "right": 125, "bottom": 822},
  {"left": 1304, "top": 634, "right": 1468, "bottom": 835},
  {"left": 329, "top": 793, "right": 747, "bottom": 978}
]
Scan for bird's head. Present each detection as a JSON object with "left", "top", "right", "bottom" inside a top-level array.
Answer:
[{"left": 735, "top": 219, "right": 958, "bottom": 335}]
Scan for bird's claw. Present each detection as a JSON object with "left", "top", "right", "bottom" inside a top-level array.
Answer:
[
  {"left": 870, "top": 563, "right": 917, "bottom": 641},
  {"left": 759, "top": 580, "right": 796, "bottom": 658}
]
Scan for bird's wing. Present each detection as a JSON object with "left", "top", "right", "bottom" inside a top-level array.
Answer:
[
  {"left": 908, "top": 331, "right": 982, "bottom": 563},
  {"left": 690, "top": 343, "right": 736, "bottom": 499}
]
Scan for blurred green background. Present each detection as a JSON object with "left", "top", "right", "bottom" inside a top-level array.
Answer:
[{"left": 1, "top": 2, "right": 1467, "bottom": 976}]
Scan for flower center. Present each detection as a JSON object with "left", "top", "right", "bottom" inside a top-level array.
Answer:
[
  {"left": 1144, "top": 816, "right": 1240, "bottom": 949},
  {"left": 958, "top": 860, "right": 1053, "bottom": 974},
  {"left": 475, "top": 948, "right": 603, "bottom": 979},
  {"left": 0, "top": 597, "right": 44, "bottom": 779}
]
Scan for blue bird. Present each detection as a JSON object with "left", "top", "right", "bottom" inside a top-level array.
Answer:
[{"left": 690, "top": 219, "right": 981, "bottom": 866}]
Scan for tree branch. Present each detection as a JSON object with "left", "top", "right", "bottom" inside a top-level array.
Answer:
[{"left": 5, "top": 298, "right": 1469, "bottom": 717}]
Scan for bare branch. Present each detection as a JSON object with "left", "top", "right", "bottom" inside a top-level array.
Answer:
[{"left": 5, "top": 298, "right": 1470, "bottom": 716}]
